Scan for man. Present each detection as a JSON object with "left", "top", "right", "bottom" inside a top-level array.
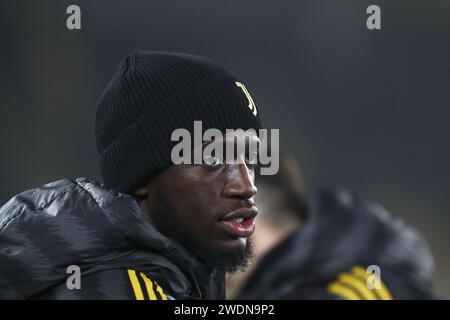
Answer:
[
  {"left": 228, "top": 154, "right": 437, "bottom": 300},
  {"left": 0, "top": 51, "right": 261, "bottom": 299}
]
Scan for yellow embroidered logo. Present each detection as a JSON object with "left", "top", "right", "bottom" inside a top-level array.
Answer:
[
  {"left": 127, "top": 269, "right": 168, "bottom": 300},
  {"left": 327, "top": 265, "right": 393, "bottom": 300},
  {"left": 235, "top": 81, "right": 257, "bottom": 117}
]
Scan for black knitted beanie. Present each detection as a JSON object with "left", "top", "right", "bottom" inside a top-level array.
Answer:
[{"left": 95, "top": 51, "right": 261, "bottom": 194}]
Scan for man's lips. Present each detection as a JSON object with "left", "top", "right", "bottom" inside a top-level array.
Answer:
[{"left": 218, "top": 207, "right": 258, "bottom": 238}]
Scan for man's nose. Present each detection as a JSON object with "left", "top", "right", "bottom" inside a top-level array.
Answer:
[{"left": 223, "top": 164, "right": 257, "bottom": 200}]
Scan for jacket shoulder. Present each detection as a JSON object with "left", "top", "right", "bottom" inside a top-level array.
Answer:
[{"left": 37, "top": 268, "right": 172, "bottom": 300}]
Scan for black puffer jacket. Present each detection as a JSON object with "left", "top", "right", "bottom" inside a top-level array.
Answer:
[
  {"left": 237, "top": 187, "right": 437, "bottom": 300},
  {"left": 0, "top": 178, "right": 224, "bottom": 300}
]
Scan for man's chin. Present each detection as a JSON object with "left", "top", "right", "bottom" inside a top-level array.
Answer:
[
  {"left": 204, "top": 237, "right": 254, "bottom": 274},
  {"left": 173, "top": 231, "right": 254, "bottom": 274},
  {"left": 156, "top": 219, "right": 254, "bottom": 274}
]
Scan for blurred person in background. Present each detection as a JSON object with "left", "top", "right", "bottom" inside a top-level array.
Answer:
[{"left": 227, "top": 153, "right": 438, "bottom": 300}]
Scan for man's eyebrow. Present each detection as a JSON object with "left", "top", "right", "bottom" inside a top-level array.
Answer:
[
  {"left": 201, "top": 135, "right": 259, "bottom": 147},
  {"left": 246, "top": 136, "right": 260, "bottom": 146}
]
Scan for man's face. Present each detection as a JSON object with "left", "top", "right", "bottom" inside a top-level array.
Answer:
[{"left": 140, "top": 134, "right": 259, "bottom": 273}]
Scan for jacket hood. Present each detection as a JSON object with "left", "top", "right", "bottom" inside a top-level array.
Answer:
[
  {"left": 238, "top": 187, "right": 435, "bottom": 299},
  {"left": 0, "top": 177, "right": 223, "bottom": 299}
]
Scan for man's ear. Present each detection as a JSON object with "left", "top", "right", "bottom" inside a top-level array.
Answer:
[{"left": 133, "top": 182, "right": 155, "bottom": 225}]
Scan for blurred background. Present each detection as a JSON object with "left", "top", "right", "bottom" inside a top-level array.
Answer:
[{"left": 0, "top": 0, "right": 449, "bottom": 297}]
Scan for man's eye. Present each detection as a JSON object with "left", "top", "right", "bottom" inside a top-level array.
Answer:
[
  {"left": 204, "top": 155, "right": 223, "bottom": 167},
  {"left": 245, "top": 153, "right": 258, "bottom": 166}
]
